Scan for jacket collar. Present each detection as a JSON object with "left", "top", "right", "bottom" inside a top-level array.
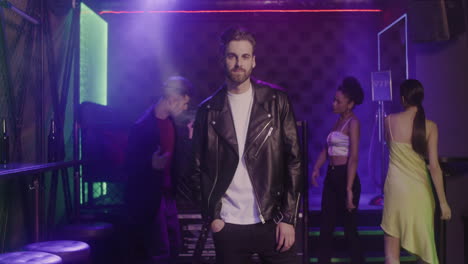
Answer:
[
  {"left": 209, "top": 79, "right": 277, "bottom": 157},
  {"left": 208, "top": 78, "right": 276, "bottom": 112}
]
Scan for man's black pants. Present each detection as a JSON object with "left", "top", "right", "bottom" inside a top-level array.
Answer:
[{"left": 213, "top": 221, "right": 299, "bottom": 264}]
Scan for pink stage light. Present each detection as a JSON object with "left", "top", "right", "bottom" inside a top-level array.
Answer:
[{"left": 99, "top": 9, "right": 382, "bottom": 15}]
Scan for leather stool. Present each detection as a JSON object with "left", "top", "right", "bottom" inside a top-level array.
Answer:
[
  {"left": 0, "top": 251, "right": 62, "bottom": 264},
  {"left": 54, "top": 222, "right": 114, "bottom": 263},
  {"left": 23, "top": 240, "right": 90, "bottom": 264}
]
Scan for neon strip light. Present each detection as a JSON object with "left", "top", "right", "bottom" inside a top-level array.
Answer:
[
  {"left": 80, "top": 2, "right": 108, "bottom": 106},
  {"left": 100, "top": 9, "right": 382, "bottom": 15}
]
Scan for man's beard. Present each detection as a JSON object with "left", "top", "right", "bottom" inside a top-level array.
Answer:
[{"left": 226, "top": 66, "right": 253, "bottom": 85}]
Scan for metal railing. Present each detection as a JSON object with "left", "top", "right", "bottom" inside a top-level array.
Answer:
[{"left": 0, "top": 160, "right": 82, "bottom": 250}]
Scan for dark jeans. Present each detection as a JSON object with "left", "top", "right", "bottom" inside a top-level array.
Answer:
[
  {"left": 318, "top": 165, "right": 363, "bottom": 264},
  {"left": 152, "top": 194, "right": 181, "bottom": 263},
  {"left": 213, "top": 221, "right": 299, "bottom": 264},
  {"left": 128, "top": 193, "right": 181, "bottom": 264}
]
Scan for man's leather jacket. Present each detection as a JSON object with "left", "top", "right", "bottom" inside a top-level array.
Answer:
[{"left": 192, "top": 79, "right": 302, "bottom": 225}]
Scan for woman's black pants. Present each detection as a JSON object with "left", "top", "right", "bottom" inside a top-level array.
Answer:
[{"left": 318, "top": 164, "right": 364, "bottom": 264}]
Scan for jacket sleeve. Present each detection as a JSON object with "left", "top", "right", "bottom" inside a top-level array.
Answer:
[
  {"left": 279, "top": 93, "right": 303, "bottom": 225},
  {"left": 190, "top": 106, "right": 209, "bottom": 221}
]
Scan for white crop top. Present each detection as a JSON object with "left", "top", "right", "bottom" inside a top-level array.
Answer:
[{"left": 327, "top": 118, "right": 352, "bottom": 157}]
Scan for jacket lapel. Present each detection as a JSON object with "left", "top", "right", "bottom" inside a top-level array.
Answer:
[
  {"left": 209, "top": 87, "right": 239, "bottom": 156},
  {"left": 209, "top": 82, "right": 275, "bottom": 157},
  {"left": 245, "top": 83, "right": 274, "bottom": 153}
]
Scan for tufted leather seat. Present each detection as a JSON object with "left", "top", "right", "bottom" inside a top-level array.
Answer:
[
  {"left": 0, "top": 251, "right": 62, "bottom": 264},
  {"left": 23, "top": 241, "right": 90, "bottom": 264},
  {"left": 53, "top": 222, "right": 115, "bottom": 263}
]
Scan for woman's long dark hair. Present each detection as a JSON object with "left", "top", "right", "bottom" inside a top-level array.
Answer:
[{"left": 400, "top": 79, "right": 427, "bottom": 156}]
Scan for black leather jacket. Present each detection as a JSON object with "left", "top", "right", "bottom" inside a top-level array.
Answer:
[{"left": 192, "top": 79, "right": 302, "bottom": 225}]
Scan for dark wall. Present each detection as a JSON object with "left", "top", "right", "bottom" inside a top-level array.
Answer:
[
  {"left": 383, "top": 0, "right": 468, "bottom": 157},
  {"left": 409, "top": 37, "right": 468, "bottom": 157},
  {"left": 382, "top": 2, "right": 468, "bottom": 263},
  {"left": 408, "top": 9, "right": 468, "bottom": 264},
  {"left": 104, "top": 12, "right": 381, "bottom": 193}
]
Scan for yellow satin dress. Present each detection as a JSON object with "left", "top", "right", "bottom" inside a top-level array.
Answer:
[{"left": 381, "top": 141, "right": 438, "bottom": 264}]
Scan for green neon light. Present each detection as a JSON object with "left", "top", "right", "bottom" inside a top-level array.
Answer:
[
  {"left": 309, "top": 229, "right": 384, "bottom": 236},
  {"left": 103, "top": 181, "right": 107, "bottom": 195},
  {"left": 80, "top": 2, "right": 108, "bottom": 105},
  {"left": 93, "top": 182, "right": 102, "bottom": 198},
  {"left": 84, "top": 182, "right": 88, "bottom": 203},
  {"left": 80, "top": 176, "right": 83, "bottom": 204},
  {"left": 365, "top": 256, "right": 418, "bottom": 262},
  {"left": 79, "top": 138, "right": 83, "bottom": 204},
  {"left": 91, "top": 182, "right": 108, "bottom": 199},
  {"left": 309, "top": 256, "right": 418, "bottom": 263}
]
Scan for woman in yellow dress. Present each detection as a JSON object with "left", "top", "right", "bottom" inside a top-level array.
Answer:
[{"left": 381, "top": 79, "right": 451, "bottom": 264}]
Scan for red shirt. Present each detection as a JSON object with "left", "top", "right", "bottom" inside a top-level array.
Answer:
[{"left": 157, "top": 118, "right": 175, "bottom": 190}]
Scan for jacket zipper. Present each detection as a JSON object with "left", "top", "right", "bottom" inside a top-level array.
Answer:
[
  {"left": 251, "top": 120, "right": 272, "bottom": 146},
  {"left": 255, "top": 126, "right": 274, "bottom": 157},
  {"left": 247, "top": 156, "right": 266, "bottom": 224},
  {"left": 293, "top": 192, "right": 301, "bottom": 226},
  {"left": 250, "top": 125, "right": 274, "bottom": 224},
  {"left": 257, "top": 203, "right": 265, "bottom": 223},
  {"left": 250, "top": 173, "right": 265, "bottom": 224},
  {"left": 207, "top": 134, "right": 219, "bottom": 212}
]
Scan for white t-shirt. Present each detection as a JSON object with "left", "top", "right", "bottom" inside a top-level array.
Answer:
[{"left": 220, "top": 84, "right": 261, "bottom": 224}]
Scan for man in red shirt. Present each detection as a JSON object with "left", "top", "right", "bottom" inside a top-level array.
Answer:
[{"left": 126, "top": 76, "right": 192, "bottom": 264}]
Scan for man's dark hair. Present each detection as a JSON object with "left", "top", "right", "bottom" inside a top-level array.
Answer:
[
  {"left": 161, "top": 76, "right": 193, "bottom": 98},
  {"left": 219, "top": 27, "right": 256, "bottom": 55}
]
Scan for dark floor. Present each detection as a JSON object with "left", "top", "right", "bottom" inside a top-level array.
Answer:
[{"left": 73, "top": 192, "right": 421, "bottom": 263}]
